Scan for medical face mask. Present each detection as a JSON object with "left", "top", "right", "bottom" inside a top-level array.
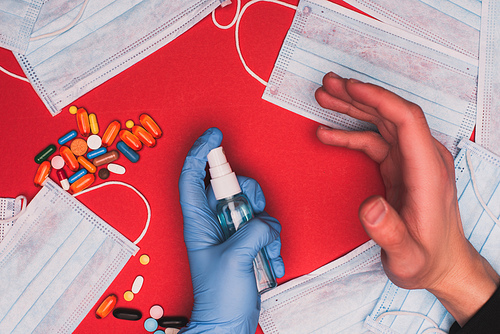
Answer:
[
  {"left": 476, "top": 0, "right": 500, "bottom": 157},
  {"left": 365, "top": 139, "right": 500, "bottom": 334},
  {"left": 0, "top": 0, "right": 44, "bottom": 54},
  {"left": 15, "top": 0, "right": 222, "bottom": 116},
  {"left": 259, "top": 240, "right": 387, "bottom": 334},
  {"left": 0, "top": 179, "right": 148, "bottom": 333},
  {"left": 342, "top": 0, "right": 481, "bottom": 59},
  {"left": 262, "top": 0, "right": 478, "bottom": 156}
]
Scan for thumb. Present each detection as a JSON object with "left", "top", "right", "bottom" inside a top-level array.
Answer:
[{"left": 228, "top": 216, "right": 280, "bottom": 260}]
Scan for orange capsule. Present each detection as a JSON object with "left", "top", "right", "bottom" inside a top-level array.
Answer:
[
  {"left": 132, "top": 125, "right": 156, "bottom": 148},
  {"left": 101, "top": 121, "right": 121, "bottom": 148},
  {"left": 77, "top": 156, "right": 96, "bottom": 173},
  {"left": 95, "top": 294, "right": 117, "bottom": 319},
  {"left": 69, "top": 173, "right": 95, "bottom": 194},
  {"left": 76, "top": 108, "right": 91, "bottom": 137},
  {"left": 119, "top": 130, "right": 142, "bottom": 151},
  {"left": 139, "top": 114, "right": 162, "bottom": 138},
  {"left": 34, "top": 161, "right": 51, "bottom": 187},
  {"left": 60, "top": 146, "right": 80, "bottom": 172}
]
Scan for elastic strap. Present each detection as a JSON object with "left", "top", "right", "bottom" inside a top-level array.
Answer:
[
  {"left": 375, "top": 310, "right": 447, "bottom": 334},
  {"left": 0, "top": 195, "right": 27, "bottom": 222}
]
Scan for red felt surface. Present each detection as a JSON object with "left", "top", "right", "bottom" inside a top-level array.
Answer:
[{"left": 0, "top": 1, "right": 383, "bottom": 333}]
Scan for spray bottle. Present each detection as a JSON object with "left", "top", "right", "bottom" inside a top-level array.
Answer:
[{"left": 207, "top": 146, "right": 277, "bottom": 294}]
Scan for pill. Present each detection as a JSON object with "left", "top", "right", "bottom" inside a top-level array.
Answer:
[
  {"left": 70, "top": 173, "right": 95, "bottom": 194},
  {"left": 68, "top": 169, "right": 88, "bottom": 184},
  {"left": 69, "top": 105, "right": 78, "bottom": 114},
  {"left": 132, "top": 125, "right": 156, "bottom": 148},
  {"left": 113, "top": 308, "right": 142, "bottom": 321},
  {"left": 98, "top": 168, "right": 110, "bottom": 180},
  {"left": 164, "top": 329, "right": 180, "bottom": 334},
  {"left": 70, "top": 138, "right": 88, "bottom": 156},
  {"left": 102, "top": 121, "right": 121, "bottom": 147},
  {"left": 60, "top": 146, "right": 80, "bottom": 172},
  {"left": 93, "top": 150, "right": 119, "bottom": 167},
  {"left": 51, "top": 156, "right": 65, "bottom": 170},
  {"left": 119, "top": 130, "right": 142, "bottom": 151},
  {"left": 126, "top": 120, "right": 134, "bottom": 128},
  {"left": 56, "top": 169, "right": 70, "bottom": 191},
  {"left": 131, "top": 275, "right": 144, "bottom": 294},
  {"left": 77, "top": 156, "right": 96, "bottom": 173},
  {"left": 76, "top": 108, "right": 91, "bottom": 137},
  {"left": 144, "top": 318, "right": 158, "bottom": 332},
  {"left": 154, "top": 331, "right": 165, "bottom": 334},
  {"left": 150, "top": 305, "right": 163, "bottom": 320},
  {"left": 89, "top": 113, "right": 99, "bottom": 135},
  {"left": 139, "top": 254, "right": 150, "bottom": 265},
  {"left": 107, "top": 163, "right": 126, "bottom": 175},
  {"left": 117, "top": 141, "right": 140, "bottom": 163},
  {"left": 95, "top": 294, "right": 117, "bottom": 319},
  {"left": 87, "top": 134, "right": 102, "bottom": 150},
  {"left": 35, "top": 144, "right": 56, "bottom": 164},
  {"left": 87, "top": 147, "right": 107, "bottom": 159},
  {"left": 123, "top": 290, "right": 134, "bottom": 302},
  {"left": 140, "top": 114, "right": 162, "bottom": 138},
  {"left": 34, "top": 161, "right": 51, "bottom": 187},
  {"left": 157, "top": 317, "right": 189, "bottom": 329},
  {"left": 58, "top": 130, "right": 78, "bottom": 145}
]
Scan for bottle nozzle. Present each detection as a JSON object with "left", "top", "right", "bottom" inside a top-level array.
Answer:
[{"left": 207, "top": 146, "right": 241, "bottom": 200}]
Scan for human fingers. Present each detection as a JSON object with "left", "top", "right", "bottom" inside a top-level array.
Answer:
[
  {"left": 207, "top": 176, "right": 266, "bottom": 215},
  {"left": 266, "top": 236, "right": 285, "bottom": 278}
]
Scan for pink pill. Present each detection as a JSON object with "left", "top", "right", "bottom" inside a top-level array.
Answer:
[{"left": 149, "top": 305, "right": 163, "bottom": 320}]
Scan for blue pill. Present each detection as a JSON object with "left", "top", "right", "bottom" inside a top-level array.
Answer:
[
  {"left": 154, "top": 331, "right": 164, "bottom": 334},
  {"left": 87, "top": 147, "right": 107, "bottom": 159},
  {"left": 117, "top": 141, "right": 140, "bottom": 163},
  {"left": 58, "top": 130, "right": 77, "bottom": 145},
  {"left": 144, "top": 318, "right": 158, "bottom": 332},
  {"left": 68, "top": 169, "right": 88, "bottom": 184}
]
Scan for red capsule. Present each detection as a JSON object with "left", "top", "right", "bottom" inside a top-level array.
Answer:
[
  {"left": 56, "top": 169, "right": 70, "bottom": 191},
  {"left": 102, "top": 121, "right": 121, "bottom": 148},
  {"left": 96, "top": 294, "right": 117, "bottom": 319},
  {"left": 76, "top": 108, "right": 91, "bottom": 137},
  {"left": 60, "top": 146, "right": 80, "bottom": 172},
  {"left": 34, "top": 161, "right": 51, "bottom": 187},
  {"left": 139, "top": 114, "right": 162, "bottom": 138},
  {"left": 119, "top": 130, "right": 142, "bottom": 151},
  {"left": 69, "top": 173, "right": 95, "bottom": 194},
  {"left": 132, "top": 125, "right": 156, "bottom": 148}
]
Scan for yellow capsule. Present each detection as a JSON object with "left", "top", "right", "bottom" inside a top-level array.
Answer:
[
  {"left": 89, "top": 113, "right": 99, "bottom": 135},
  {"left": 77, "top": 156, "right": 96, "bottom": 173}
]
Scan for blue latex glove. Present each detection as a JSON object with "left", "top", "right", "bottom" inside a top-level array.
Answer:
[{"left": 179, "top": 127, "right": 285, "bottom": 333}]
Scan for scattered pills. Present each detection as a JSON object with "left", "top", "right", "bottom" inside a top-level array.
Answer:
[
  {"left": 157, "top": 317, "right": 189, "bottom": 329},
  {"left": 98, "top": 168, "right": 110, "bottom": 180},
  {"left": 93, "top": 150, "right": 119, "bottom": 167},
  {"left": 139, "top": 254, "right": 150, "bottom": 265},
  {"left": 56, "top": 169, "right": 70, "bottom": 191},
  {"left": 107, "top": 163, "right": 126, "bottom": 175},
  {"left": 132, "top": 125, "right": 156, "bottom": 148},
  {"left": 126, "top": 120, "right": 134, "bottom": 128},
  {"left": 87, "top": 134, "right": 102, "bottom": 150},
  {"left": 69, "top": 173, "right": 95, "bottom": 194},
  {"left": 77, "top": 156, "right": 97, "bottom": 173},
  {"left": 35, "top": 144, "right": 56, "bottom": 164},
  {"left": 70, "top": 138, "right": 88, "bottom": 156},
  {"left": 144, "top": 318, "right": 158, "bottom": 332},
  {"left": 117, "top": 141, "right": 140, "bottom": 163},
  {"left": 58, "top": 130, "right": 77, "bottom": 145},
  {"left": 123, "top": 290, "right": 134, "bottom": 302},
  {"left": 76, "top": 108, "right": 91, "bottom": 137},
  {"left": 51, "top": 155, "right": 65, "bottom": 170},
  {"left": 95, "top": 294, "right": 117, "bottom": 319},
  {"left": 89, "top": 113, "right": 99, "bottom": 135},
  {"left": 140, "top": 114, "right": 162, "bottom": 138},
  {"left": 131, "top": 275, "right": 144, "bottom": 294},
  {"left": 68, "top": 169, "right": 88, "bottom": 184},
  {"left": 102, "top": 121, "right": 121, "bottom": 147},
  {"left": 112, "top": 308, "right": 142, "bottom": 321},
  {"left": 87, "top": 147, "right": 107, "bottom": 159},
  {"left": 34, "top": 161, "right": 51, "bottom": 187},
  {"left": 69, "top": 105, "right": 78, "bottom": 114},
  {"left": 150, "top": 305, "right": 163, "bottom": 320},
  {"left": 119, "top": 129, "right": 143, "bottom": 151},
  {"left": 60, "top": 146, "right": 79, "bottom": 172}
]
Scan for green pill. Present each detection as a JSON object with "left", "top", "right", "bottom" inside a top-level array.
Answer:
[{"left": 35, "top": 144, "right": 57, "bottom": 164}]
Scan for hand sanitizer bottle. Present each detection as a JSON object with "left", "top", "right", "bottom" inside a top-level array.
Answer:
[{"left": 207, "top": 146, "right": 277, "bottom": 294}]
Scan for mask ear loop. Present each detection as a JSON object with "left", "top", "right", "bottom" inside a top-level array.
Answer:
[
  {"left": 73, "top": 181, "right": 151, "bottom": 245},
  {"left": 0, "top": 195, "right": 28, "bottom": 222},
  {"left": 375, "top": 311, "right": 447, "bottom": 334}
]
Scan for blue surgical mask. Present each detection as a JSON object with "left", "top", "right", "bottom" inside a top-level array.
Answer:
[
  {"left": 259, "top": 240, "right": 388, "bottom": 333},
  {"left": 263, "top": 0, "right": 478, "bottom": 156},
  {"left": 366, "top": 139, "right": 500, "bottom": 334},
  {"left": 342, "top": 0, "right": 481, "bottom": 59},
  {"left": 0, "top": 0, "right": 44, "bottom": 54},
  {"left": 0, "top": 179, "right": 140, "bottom": 333},
  {"left": 15, "top": 0, "right": 222, "bottom": 116},
  {"left": 476, "top": 0, "right": 500, "bottom": 156}
]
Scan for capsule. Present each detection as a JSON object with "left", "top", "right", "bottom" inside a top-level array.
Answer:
[
  {"left": 112, "top": 308, "right": 142, "bottom": 321},
  {"left": 93, "top": 150, "right": 119, "bottom": 167},
  {"left": 89, "top": 113, "right": 99, "bottom": 135},
  {"left": 60, "top": 146, "right": 80, "bottom": 172},
  {"left": 58, "top": 130, "right": 77, "bottom": 145},
  {"left": 35, "top": 144, "right": 56, "bottom": 164},
  {"left": 76, "top": 108, "right": 91, "bottom": 137},
  {"left": 101, "top": 121, "right": 121, "bottom": 147},
  {"left": 34, "top": 161, "right": 51, "bottom": 187},
  {"left": 56, "top": 169, "right": 70, "bottom": 191},
  {"left": 131, "top": 275, "right": 144, "bottom": 294},
  {"left": 132, "top": 126, "right": 156, "bottom": 148},
  {"left": 70, "top": 173, "right": 95, "bottom": 194},
  {"left": 96, "top": 294, "right": 117, "bottom": 319},
  {"left": 107, "top": 163, "right": 126, "bottom": 175},
  {"left": 77, "top": 156, "right": 96, "bottom": 173},
  {"left": 119, "top": 130, "right": 142, "bottom": 151},
  {"left": 68, "top": 169, "right": 88, "bottom": 184},
  {"left": 157, "top": 316, "right": 189, "bottom": 328},
  {"left": 117, "top": 141, "right": 140, "bottom": 163},
  {"left": 139, "top": 114, "right": 162, "bottom": 138},
  {"left": 87, "top": 147, "right": 107, "bottom": 159}
]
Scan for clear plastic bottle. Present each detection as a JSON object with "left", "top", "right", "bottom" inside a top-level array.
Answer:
[{"left": 208, "top": 146, "right": 277, "bottom": 294}]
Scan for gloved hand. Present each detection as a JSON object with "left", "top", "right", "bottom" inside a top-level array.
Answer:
[{"left": 178, "top": 127, "right": 285, "bottom": 333}]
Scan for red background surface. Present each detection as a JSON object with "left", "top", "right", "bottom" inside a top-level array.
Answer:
[{"left": 0, "top": 1, "right": 384, "bottom": 333}]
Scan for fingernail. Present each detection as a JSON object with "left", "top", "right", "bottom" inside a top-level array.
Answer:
[
  {"left": 362, "top": 198, "right": 386, "bottom": 226},
  {"left": 349, "top": 78, "right": 362, "bottom": 84},
  {"left": 318, "top": 125, "right": 331, "bottom": 130},
  {"left": 326, "top": 72, "right": 340, "bottom": 78}
]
